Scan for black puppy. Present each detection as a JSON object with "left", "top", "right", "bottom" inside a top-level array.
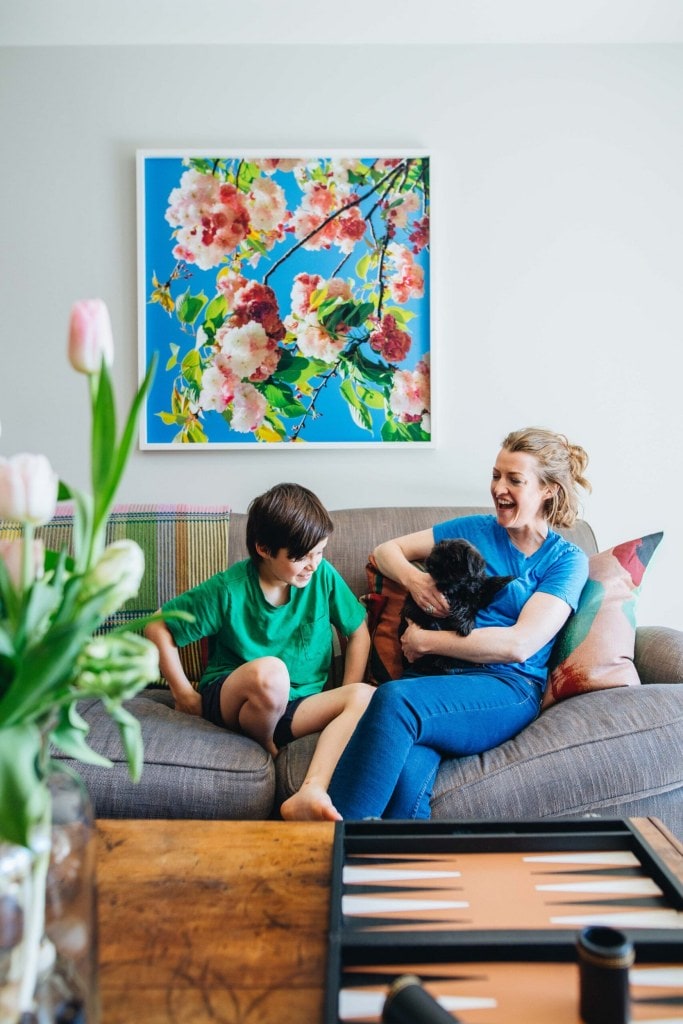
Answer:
[{"left": 399, "top": 539, "right": 513, "bottom": 675}]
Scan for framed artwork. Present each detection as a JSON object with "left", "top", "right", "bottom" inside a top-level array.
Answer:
[{"left": 136, "top": 151, "right": 431, "bottom": 449}]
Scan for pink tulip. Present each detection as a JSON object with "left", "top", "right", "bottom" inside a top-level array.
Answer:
[
  {"left": 0, "top": 537, "right": 45, "bottom": 588},
  {"left": 0, "top": 453, "right": 59, "bottom": 525},
  {"left": 68, "top": 299, "right": 114, "bottom": 375}
]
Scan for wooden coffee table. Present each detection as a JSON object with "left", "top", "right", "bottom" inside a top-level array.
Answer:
[{"left": 96, "top": 817, "right": 682, "bottom": 1024}]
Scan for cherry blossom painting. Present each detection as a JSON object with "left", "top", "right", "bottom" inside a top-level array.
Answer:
[{"left": 136, "top": 151, "right": 431, "bottom": 448}]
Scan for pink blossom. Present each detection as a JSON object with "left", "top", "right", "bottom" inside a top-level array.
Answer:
[
  {"left": 68, "top": 299, "right": 114, "bottom": 375},
  {"left": 387, "top": 243, "right": 425, "bottom": 303},
  {"left": 296, "top": 321, "right": 346, "bottom": 364},
  {"left": 389, "top": 359, "right": 430, "bottom": 423},
  {"left": 386, "top": 191, "right": 420, "bottom": 230},
  {"left": 336, "top": 203, "right": 367, "bottom": 254},
  {"left": 326, "top": 278, "right": 353, "bottom": 301},
  {"left": 215, "top": 321, "right": 281, "bottom": 382},
  {"left": 369, "top": 314, "right": 411, "bottom": 363},
  {"left": 375, "top": 159, "right": 402, "bottom": 172},
  {"left": 290, "top": 273, "right": 351, "bottom": 318},
  {"left": 166, "top": 169, "right": 250, "bottom": 270},
  {"left": 216, "top": 269, "right": 248, "bottom": 305},
  {"left": 232, "top": 281, "right": 285, "bottom": 342},
  {"left": 248, "top": 176, "right": 287, "bottom": 233},
  {"left": 199, "top": 364, "right": 238, "bottom": 413},
  {"left": 291, "top": 273, "right": 324, "bottom": 317},
  {"left": 231, "top": 382, "right": 268, "bottom": 433},
  {"left": 292, "top": 181, "right": 362, "bottom": 252},
  {"left": 408, "top": 215, "right": 430, "bottom": 253},
  {"left": 256, "top": 158, "right": 303, "bottom": 175}
]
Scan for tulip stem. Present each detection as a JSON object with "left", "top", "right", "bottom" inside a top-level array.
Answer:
[
  {"left": 21, "top": 522, "right": 34, "bottom": 594},
  {"left": 17, "top": 798, "right": 52, "bottom": 1015}
]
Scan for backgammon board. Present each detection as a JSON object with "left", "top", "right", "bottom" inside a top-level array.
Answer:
[{"left": 325, "top": 819, "right": 683, "bottom": 1023}]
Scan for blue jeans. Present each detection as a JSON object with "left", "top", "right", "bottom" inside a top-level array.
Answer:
[{"left": 327, "top": 670, "right": 541, "bottom": 820}]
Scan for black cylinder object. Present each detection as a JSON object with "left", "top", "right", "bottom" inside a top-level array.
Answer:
[
  {"left": 577, "top": 925, "right": 634, "bottom": 1024},
  {"left": 382, "top": 974, "right": 461, "bottom": 1024}
]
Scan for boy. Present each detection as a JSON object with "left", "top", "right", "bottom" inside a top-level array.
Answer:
[{"left": 145, "top": 482, "right": 372, "bottom": 821}]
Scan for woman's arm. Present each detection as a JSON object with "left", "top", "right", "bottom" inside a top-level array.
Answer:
[
  {"left": 373, "top": 529, "right": 451, "bottom": 615},
  {"left": 340, "top": 620, "right": 371, "bottom": 685},
  {"left": 401, "top": 590, "right": 572, "bottom": 665},
  {"left": 144, "top": 617, "right": 202, "bottom": 715}
]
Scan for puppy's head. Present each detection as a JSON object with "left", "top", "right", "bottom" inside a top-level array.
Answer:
[{"left": 424, "top": 539, "right": 486, "bottom": 589}]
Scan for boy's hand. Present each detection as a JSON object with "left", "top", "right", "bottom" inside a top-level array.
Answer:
[{"left": 174, "top": 688, "right": 202, "bottom": 716}]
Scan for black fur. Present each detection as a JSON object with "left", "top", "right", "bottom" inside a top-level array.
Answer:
[{"left": 399, "top": 539, "right": 513, "bottom": 675}]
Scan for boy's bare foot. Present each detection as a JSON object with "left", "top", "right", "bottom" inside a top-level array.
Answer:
[{"left": 280, "top": 783, "right": 342, "bottom": 822}]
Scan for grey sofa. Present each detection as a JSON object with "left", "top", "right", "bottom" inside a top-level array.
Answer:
[{"left": 46, "top": 505, "right": 683, "bottom": 837}]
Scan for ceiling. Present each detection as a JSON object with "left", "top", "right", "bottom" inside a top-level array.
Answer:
[{"left": 3, "top": 0, "right": 683, "bottom": 46}]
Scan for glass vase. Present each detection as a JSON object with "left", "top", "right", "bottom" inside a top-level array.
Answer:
[{"left": 0, "top": 768, "right": 99, "bottom": 1024}]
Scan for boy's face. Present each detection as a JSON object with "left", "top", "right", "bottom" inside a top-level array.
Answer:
[{"left": 256, "top": 537, "right": 328, "bottom": 589}]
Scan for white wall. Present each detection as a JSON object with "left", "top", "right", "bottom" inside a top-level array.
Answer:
[{"left": 1, "top": 41, "right": 681, "bottom": 628}]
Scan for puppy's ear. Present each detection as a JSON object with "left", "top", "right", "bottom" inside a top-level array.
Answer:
[
  {"left": 464, "top": 544, "right": 486, "bottom": 578},
  {"left": 477, "top": 574, "right": 514, "bottom": 609}
]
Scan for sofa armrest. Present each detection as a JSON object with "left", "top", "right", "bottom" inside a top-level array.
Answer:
[{"left": 635, "top": 626, "right": 683, "bottom": 685}]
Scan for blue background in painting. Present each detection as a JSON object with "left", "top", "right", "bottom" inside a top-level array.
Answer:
[{"left": 140, "top": 155, "right": 430, "bottom": 445}]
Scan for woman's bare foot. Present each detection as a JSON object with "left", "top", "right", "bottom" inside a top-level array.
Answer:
[{"left": 280, "top": 783, "right": 342, "bottom": 822}]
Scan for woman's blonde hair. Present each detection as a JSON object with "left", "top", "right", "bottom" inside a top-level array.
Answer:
[{"left": 501, "top": 427, "right": 591, "bottom": 528}]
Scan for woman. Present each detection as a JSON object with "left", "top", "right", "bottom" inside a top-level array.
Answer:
[{"left": 325, "top": 426, "right": 591, "bottom": 820}]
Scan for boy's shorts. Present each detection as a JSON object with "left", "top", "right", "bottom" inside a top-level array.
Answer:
[
  {"left": 273, "top": 696, "right": 307, "bottom": 748},
  {"left": 201, "top": 680, "right": 306, "bottom": 749}
]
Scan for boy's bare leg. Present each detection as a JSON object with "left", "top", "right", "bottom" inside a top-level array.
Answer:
[
  {"left": 219, "top": 656, "right": 290, "bottom": 757},
  {"left": 280, "top": 683, "right": 374, "bottom": 821}
]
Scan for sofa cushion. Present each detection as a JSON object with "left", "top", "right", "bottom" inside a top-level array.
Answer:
[
  {"left": 30, "top": 503, "right": 231, "bottom": 686},
  {"left": 364, "top": 553, "right": 409, "bottom": 683},
  {"left": 432, "top": 685, "right": 683, "bottom": 822},
  {"left": 51, "top": 690, "right": 275, "bottom": 819},
  {"left": 275, "top": 686, "right": 683, "bottom": 830},
  {"left": 543, "top": 532, "right": 663, "bottom": 707}
]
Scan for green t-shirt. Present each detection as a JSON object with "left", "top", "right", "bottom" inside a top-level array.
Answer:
[{"left": 162, "top": 558, "right": 366, "bottom": 698}]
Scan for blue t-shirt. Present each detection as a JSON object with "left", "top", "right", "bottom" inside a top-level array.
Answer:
[{"left": 433, "top": 515, "right": 588, "bottom": 687}]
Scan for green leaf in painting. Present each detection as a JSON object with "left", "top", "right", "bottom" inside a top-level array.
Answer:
[
  {"left": 340, "top": 379, "right": 373, "bottom": 432},
  {"left": 180, "top": 349, "right": 204, "bottom": 391},
  {"left": 263, "top": 382, "right": 307, "bottom": 418},
  {"left": 203, "top": 293, "right": 228, "bottom": 328},
  {"left": 166, "top": 343, "right": 180, "bottom": 371},
  {"left": 175, "top": 289, "right": 208, "bottom": 325}
]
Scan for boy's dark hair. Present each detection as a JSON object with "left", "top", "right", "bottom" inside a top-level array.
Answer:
[{"left": 246, "top": 483, "right": 333, "bottom": 562}]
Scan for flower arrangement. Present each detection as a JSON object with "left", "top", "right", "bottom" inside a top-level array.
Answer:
[
  {"left": 0, "top": 299, "right": 167, "bottom": 1018},
  {"left": 141, "top": 154, "right": 431, "bottom": 445}
]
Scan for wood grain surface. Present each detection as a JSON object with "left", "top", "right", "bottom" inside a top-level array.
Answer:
[{"left": 96, "top": 820, "right": 335, "bottom": 1024}]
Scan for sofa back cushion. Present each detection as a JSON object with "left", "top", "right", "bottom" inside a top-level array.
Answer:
[
  {"left": 228, "top": 506, "right": 599, "bottom": 599},
  {"left": 0, "top": 504, "right": 231, "bottom": 685}
]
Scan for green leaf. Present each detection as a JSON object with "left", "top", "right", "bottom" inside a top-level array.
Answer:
[
  {"left": 263, "top": 382, "right": 307, "bottom": 418},
  {"left": 166, "top": 343, "right": 180, "bottom": 371},
  {"left": 355, "top": 253, "right": 373, "bottom": 280},
  {"left": 204, "top": 293, "right": 228, "bottom": 328},
  {"left": 176, "top": 289, "right": 208, "bottom": 325},
  {"left": 180, "top": 349, "right": 204, "bottom": 390},
  {"left": 0, "top": 723, "right": 47, "bottom": 846},
  {"left": 50, "top": 703, "right": 112, "bottom": 768},
  {"left": 106, "top": 702, "right": 143, "bottom": 781},
  {"left": 92, "top": 352, "right": 158, "bottom": 540},
  {"left": 340, "top": 379, "right": 373, "bottom": 432},
  {"left": 91, "top": 362, "right": 117, "bottom": 504}
]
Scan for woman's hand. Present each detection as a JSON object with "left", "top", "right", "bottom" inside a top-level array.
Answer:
[
  {"left": 400, "top": 620, "right": 429, "bottom": 663},
  {"left": 408, "top": 573, "right": 450, "bottom": 619}
]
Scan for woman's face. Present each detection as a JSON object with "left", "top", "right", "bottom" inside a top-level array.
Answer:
[{"left": 490, "top": 449, "right": 553, "bottom": 531}]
